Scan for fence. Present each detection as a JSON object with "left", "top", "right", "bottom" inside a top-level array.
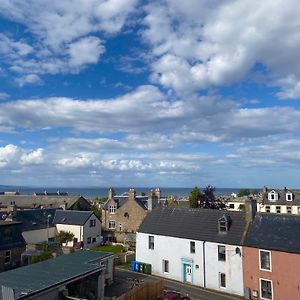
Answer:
[{"left": 115, "top": 279, "right": 164, "bottom": 300}]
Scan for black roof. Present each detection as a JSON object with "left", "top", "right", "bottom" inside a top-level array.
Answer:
[
  {"left": 245, "top": 213, "right": 300, "bottom": 253},
  {"left": 15, "top": 208, "right": 58, "bottom": 231},
  {"left": 53, "top": 210, "right": 95, "bottom": 225},
  {"left": 0, "top": 221, "right": 25, "bottom": 250},
  {"left": 138, "top": 207, "right": 248, "bottom": 245}
]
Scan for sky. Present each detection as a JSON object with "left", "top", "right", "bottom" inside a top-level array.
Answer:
[{"left": 0, "top": 0, "right": 300, "bottom": 188}]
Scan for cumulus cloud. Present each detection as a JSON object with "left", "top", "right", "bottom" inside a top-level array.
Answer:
[
  {"left": 0, "top": 144, "right": 44, "bottom": 168},
  {"left": 143, "top": 0, "right": 300, "bottom": 99},
  {"left": 0, "top": 0, "right": 138, "bottom": 81}
]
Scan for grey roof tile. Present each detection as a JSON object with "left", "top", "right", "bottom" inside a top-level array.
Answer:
[
  {"left": 138, "top": 207, "right": 247, "bottom": 245},
  {"left": 53, "top": 210, "right": 93, "bottom": 225}
]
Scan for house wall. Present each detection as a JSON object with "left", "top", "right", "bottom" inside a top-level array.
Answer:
[
  {"left": 56, "top": 224, "right": 83, "bottom": 247},
  {"left": 83, "top": 215, "right": 102, "bottom": 248},
  {"left": 22, "top": 227, "right": 57, "bottom": 244},
  {"left": 258, "top": 204, "right": 300, "bottom": 214},
  {"left": 0, "top": 246, "right": 25, "bottom": 272},
  {"left": 136, "top": 232, "right": 205, "bottom": 286},
  {"left": 205, "top": 242, "right": 244, "bottom": 296},
  {"left": 243, "top": 247, "right": 300, "bottom": 300},
  {"left": 136, "top": 233, "right": 244, "bottom": 296}
]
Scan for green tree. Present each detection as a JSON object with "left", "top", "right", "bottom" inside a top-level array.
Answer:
[
  {"left": 237, "top": 188, "right": 251, "bottom": 197},
  {"left": 91, "top": 205, "right": 102, "bottom": 219},
  {"left": 189, "top": 187, "right": 202, "bottom": 208},
  {"left": 56, "top": 230, "right": 75, "bottom": 245}
]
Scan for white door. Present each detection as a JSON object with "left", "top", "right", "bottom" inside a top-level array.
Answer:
[{"left": 185, "top": 264, "right": 192, "bottom": 283}]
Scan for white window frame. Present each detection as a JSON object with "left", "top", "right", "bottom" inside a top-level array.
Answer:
[
  {"left": 268, "top": 191, "right": 278, "bottom": 202},
  {"left": 218, "top": 245, "right": 226, "bottom": 262},
  {"left": 108, "top": 220, "right": 116, "bottom": 229},
  {"left": 163, "top": 259, "right": 169, "bottom": 273},
  {"left": 219, "top": 272, "right": 226, "bottom": 288},
  {"left": 109, "top": 205, "right": 116, "bottom": 214},
  {"left": 260, "top": 278, "right": 273, "bottom": 300},
  {"left": 286, "top": 192, "right": 293, "bottom": 201},
  {"left": 259, "top": 250, "right": 272, "bottom": 272},
  {"left": 149, "top": 235, "right": 154, "bottom": 250},
  {"left": 265, "top": 205, "right": 271, "bottom": 213},
  {"left": 275, "top": 206, "right": 281, "bottom": 214}
]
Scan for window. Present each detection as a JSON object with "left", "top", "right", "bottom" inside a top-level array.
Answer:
[
  {"left": 260, "top": 279, "right": 273, "bottom": 300},
  {"left": 265, "top": 205, "right": 271, "bottom": 213},
  {"left": 109, "top": 205, "right": 116, "bottom": 214},
  {"left": 108, "top": 220, "right": 116, "bottom": 229},
  {"left": 219, "top": 220, "right": 227, "bottom": 232},
  {"left": 92, "top": 237, "right": 96, "bottom": 243},
  {"left": 190, "top": 241, "right": 195, "bottom": 254},
  {"left": 218, "top": 245, "right": 226, "bottom": 261},
  {"left": 287, "top": 206, "right": 292, "bottom": 214},
  {"left": 229, "top": 204, "right": 234, "bottom": 209},
  {"left": 119, "top": 223, "right": 122, "bottom": 231},
  {"left": 163, "top": 259, "right": 169, "bottom": 273},
  {"left": 149, "top": 235, "right": 154, "bottom": 250},
  {"left": 260, "top": 250, "right": 271, "bottom": 271},
  {"left": 286, "top": 193, "right": 293, "bottom": 201},
  {"left": 87, "top": 237, "right": 91, "bottom": 244},
  {"left": 268, "top": 191, "right": 278, "bottom": 202},
  {"left": 219, "top": 273, "right": 226, "bottom": 288},
  {"left": 276, "top": 206, "right": 281, "bottom": 214},
  {"left": 4, "top": 250, "right": 10, "bottom": 264},
  {"left": 90, "top": 219, "right": 96, "bottom": 227}
]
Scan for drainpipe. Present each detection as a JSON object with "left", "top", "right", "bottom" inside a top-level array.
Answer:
[{"left": 203, "top": 241, "right": 206, "bottom": 288}]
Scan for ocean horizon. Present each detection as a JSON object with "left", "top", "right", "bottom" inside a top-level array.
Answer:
[{"left": 0, "top": 185, "right": 251, "bottom": 199}]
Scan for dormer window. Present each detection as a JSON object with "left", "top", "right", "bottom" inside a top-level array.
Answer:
[
  {"left": 268, "top": 190, "right": 278, "bottom": 202},
  {"left": 286, "top": 192, "right": 293, "bottom": 201},
  {"left": 109, "top": 205, "right": 116, "bottom": 214},
  {"left": 218, "top": 215, "right": 231, "bottom": 233}
]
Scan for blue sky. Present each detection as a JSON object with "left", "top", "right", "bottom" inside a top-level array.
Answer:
[{"left": 1, "top": 0, "right": 300, "bottom": 188}]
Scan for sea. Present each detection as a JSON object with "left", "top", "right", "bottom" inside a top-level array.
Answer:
[{"left": 0, "top": 186, "right": 241, "bottom": 199}]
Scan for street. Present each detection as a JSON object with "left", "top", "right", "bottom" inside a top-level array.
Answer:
[{"left": 105, "top": 268, "right": 243, "bottom": 300}]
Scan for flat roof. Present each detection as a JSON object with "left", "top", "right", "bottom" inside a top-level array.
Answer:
[{"left": 0, "top": 250, "right": 113, "bottom": 299}]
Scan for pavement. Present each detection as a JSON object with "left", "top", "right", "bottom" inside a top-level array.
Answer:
[{"left": 105, "top": 268, "right": 244, "bottom": 300}]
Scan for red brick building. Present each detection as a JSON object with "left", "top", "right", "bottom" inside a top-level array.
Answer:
[{"left": 244, "top": 213, "right": 300, "bottom": 300}]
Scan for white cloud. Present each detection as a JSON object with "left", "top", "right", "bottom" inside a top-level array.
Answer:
[
  {"left": 0, "top": 144, "right": 44, "bottom": 167},
  {"left": 0, "top": 0, "right": 138, "bottom": 80},
  {"left": 16, "top": 74, "right": 43, "bottom": 87},
  {"left": 0, "top": 92, "right": 9, "bottom": 100},
  {"left": 143, "top": 0, "right": 300, "bottom": 98},
  {"left": 68, "top": 36, "right": 105, "bottom": 69}
]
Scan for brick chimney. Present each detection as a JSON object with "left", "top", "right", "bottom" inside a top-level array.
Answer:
[
  {"left": 148, "top": 192, "right": 153, "bottom": 211},
  {"left": 6, "top": 203, "right": 17, "bottom": 221}
]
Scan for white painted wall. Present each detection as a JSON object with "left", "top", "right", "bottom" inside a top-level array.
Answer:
[
  {"left": 136, "top": 232, "right": 204, "bottom": 286},
  {"left": 136, "top": 233, "right": 244, "bottom": 296},
  {"left": 22, "top": 227, "right": 57, "bottom": 244},
  {"left": 56, "top": 214, "right": 101, "bottom": 249},
  {"left": 205, "top": 242, "right": 244, "bottom": 296},
  {"left": 258, "top": 204, "right": 300, "bottom": 214}
]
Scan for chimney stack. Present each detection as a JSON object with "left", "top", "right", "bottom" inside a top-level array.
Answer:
[
  {"left": 245, "top": 198, "right": 257, "bottom": 223},
  {"left": 7, "top": 203, "right": 17, "bottom": 221},
  {"left": 129, "top": 188, "right": 136, "bottom": 201},
  {"left": 108, "top": 188, "right": 115, "bottom": 200},
  {"left": 148, "top": 192, "right": 153, "bottom": 211}
]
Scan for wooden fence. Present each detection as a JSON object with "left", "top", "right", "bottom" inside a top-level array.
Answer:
[{"left": 115, "top": 279, "right": 164, "bottom": 300}]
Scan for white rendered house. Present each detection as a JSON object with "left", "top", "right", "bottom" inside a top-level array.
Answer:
[
  {"left": 54, "top": 210, "right": 102, "bottom": 249},
  {"left": 136, "top": 208, "right": 249, "bottom": 297}
]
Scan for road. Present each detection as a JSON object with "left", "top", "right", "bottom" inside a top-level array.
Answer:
[{"left": 105, "top": 268, "right": 243, "bottom": 300}]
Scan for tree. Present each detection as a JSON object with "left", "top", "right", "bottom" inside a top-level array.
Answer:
[
  {"left": 56, "top": 230, "right": 75, "bottom": 246},
  {"left": 237, "top": 188, "right": 251, "bottom": 197},
  {"left": 189, "top": 187, "right": 202, "bottom": 208}
]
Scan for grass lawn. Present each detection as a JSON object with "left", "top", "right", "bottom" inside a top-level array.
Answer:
[{"left": 94, "top": 245, "right": 124, "bottom": 253}]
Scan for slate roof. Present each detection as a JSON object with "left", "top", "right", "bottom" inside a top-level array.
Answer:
[
  {"left": 0, "top": 221, "right": 25, "bottom": 250},
  {"left": 102, "top": 195, "right": 149, "bottom": 210},
  {"left": 14, "top": 208, "right": 58, "bottom": 231},
  {"left": 263, "top": 189, "right": 300, "bottom": 205},
  {"left": 0, "top": 250, "right": 114, "bottom": 299},
  {"left": 0, "top": 195, "right": 90, "bottom": 209},
  {"left": 138, "top": 207, "right": 248, "bottom": 245},
  {"left": 53, "top": 210, "right": 95, "bottom": 225},
  {"left": 245, "top": 213, "right": 300, "bottom": 253}
]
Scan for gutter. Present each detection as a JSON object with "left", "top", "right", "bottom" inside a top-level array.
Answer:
[{"left": 202, "top": 241, "right": 206, "bottom": 288}]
